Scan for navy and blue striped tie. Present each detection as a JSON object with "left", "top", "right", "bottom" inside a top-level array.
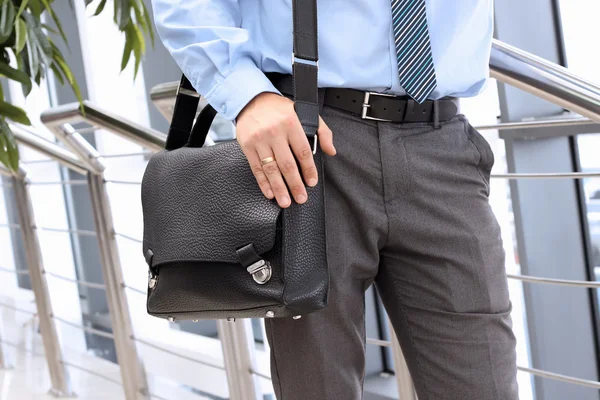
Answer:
[{"left": 391, "top": 0, "right": 437, "bottom": 103}]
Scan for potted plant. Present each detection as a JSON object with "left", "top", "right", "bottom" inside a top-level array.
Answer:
[{"left": 0, "top": 0, "right": 153, "bottom": 171}]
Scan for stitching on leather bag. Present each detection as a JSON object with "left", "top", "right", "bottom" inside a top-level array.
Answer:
[{"left": 279, "top": 211, "right": 288, "bottom": 307}]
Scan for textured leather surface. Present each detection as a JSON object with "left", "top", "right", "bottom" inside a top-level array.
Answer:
[
  {"left": 142, "top": 140, "right": 329, "bottom": 319},
  {"left": 147, "top": 240, "right": 286, "bottom": 319},
  {"left": 282, "top": 150, "right": 328, "bottom": 313},
  {"left": 142, "top": 0, "right": 327, "bottom": 320},
  {"left": 142, "top": 141, "right": 281, "bottom": 266}
]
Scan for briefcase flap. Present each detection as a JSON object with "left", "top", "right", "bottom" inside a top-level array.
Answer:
[{"left": 141, "top": 141, "right": 282, "bottom": 268}]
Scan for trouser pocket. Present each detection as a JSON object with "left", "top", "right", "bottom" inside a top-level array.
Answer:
[{"left": 459, "top": 115, "right": 495, "bottom": 196}]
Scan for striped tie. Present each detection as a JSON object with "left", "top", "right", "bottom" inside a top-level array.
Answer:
[{"left": 391, "top": 0, "right": 437, "bottom": 103}]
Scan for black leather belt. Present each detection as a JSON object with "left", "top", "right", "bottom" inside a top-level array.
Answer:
[{"left": 266, "top": 73, "right": 459, "bottom": 123}]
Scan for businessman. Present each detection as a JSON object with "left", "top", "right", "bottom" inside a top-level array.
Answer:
[{"left": 151, "top": 1, "right": 519, "bottom": 399}]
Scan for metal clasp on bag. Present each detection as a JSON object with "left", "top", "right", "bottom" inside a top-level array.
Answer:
[
  {"left": 148, "top": 270, "right": 158, "bottom": 289},
  {"left": 247, "top": 260, "right": 272, "bottom": 284},
  {"left": 361, "top": 92, "right": 395, "bottom": 122}
]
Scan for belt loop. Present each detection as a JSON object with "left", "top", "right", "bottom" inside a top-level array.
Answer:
[{"left": 432, "top": 100, "right": 441, "bottom": 129}]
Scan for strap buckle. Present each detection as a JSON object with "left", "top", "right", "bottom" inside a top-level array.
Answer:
[
  {"left": 361, "top": 92, "right": 396, "bottom": 122},
  {"left": 176, "top": 83, "right": 200, "bottom": 98},
  {"left": 291, "top": 53, "right": 319, "bottom": 67}
]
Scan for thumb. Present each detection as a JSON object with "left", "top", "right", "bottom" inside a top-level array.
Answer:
[{"left": 318, "top": 116, "right": 336, "bottom": 156}]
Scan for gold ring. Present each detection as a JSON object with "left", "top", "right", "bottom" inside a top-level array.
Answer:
[{"left": 261, "top": 157, "right": 276, "bottom": 166}]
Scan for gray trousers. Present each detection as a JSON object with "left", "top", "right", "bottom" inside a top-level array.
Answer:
[{"left": 264, "top": 104, "right": 519, "bottom": 400}]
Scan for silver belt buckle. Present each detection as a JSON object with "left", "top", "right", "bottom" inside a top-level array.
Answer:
[{"left": 361, "top": 92, "right": 396, "bottom": 122}]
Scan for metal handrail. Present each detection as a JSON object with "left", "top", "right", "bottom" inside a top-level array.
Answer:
[
  {"left": 518, "top": 366, "right": 600, "bottom": 390},
  {"left": 476, "top": 115, "right": 594, "bottom": 131},
  {"left": 490, "top": 39, "right": 600, "bottom": 123},
  {"left": 0, "top": 302, "right": 37, "bottom": 315},
  {"left": 0, "top": 223, "right": 20, "bottom": 229},
  {"left": 41, "top": 101, "right": 166, "bottom": 152},
  {"left": 491, "top": 172, "right": 600, "bottom": 179},
  {"left": 508, "top": 274, "right": 600, "bottom": 289},
  {"left": 0, "top": 266, "right": 29, "bottom": 275},
  {"left": 45, "top": 270, "right": 107, "bottom": 290},
  {"left": 2, "top": 159, "right": 75, "bottom": 395},
  {"left": 133, "top": 337, "right": 225, "bottom": 370},
  {"left": 9, "top": 124, "right": 88, "bottom": 175},
  {"left": 53, "top": 316, "right": 115, "bottom": 340}
]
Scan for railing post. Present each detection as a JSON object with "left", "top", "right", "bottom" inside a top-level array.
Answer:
[
  {"left": 86, "top": 172, "right": 149, "bottom": 399},
  {"left": 388, "top": 318, "right": 418, "bottom": 400},
  {"left": 43, "top": 123, "right": 149, "bottom": 400},
  {"left": 217, "top": 319, "right": 261, "bottom": 400},
  {"left": 0, "top": 318, "right": 12, "bottom": 370},
  {"left": 11, "top": 167, "right": 74, "bottom": 396},
  {"left": 0, "top": 167, "right": 11, "bottom": 370}
]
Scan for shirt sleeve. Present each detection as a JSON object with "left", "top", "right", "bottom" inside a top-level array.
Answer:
[{"left": 151, "top": 0, "right": 281, "bottom": 120}]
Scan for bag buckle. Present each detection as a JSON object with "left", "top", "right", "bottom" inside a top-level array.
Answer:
[
  {"left": 148, "top": 270, "right": 158, "bottom": 290},
  {"left": 361, "top": 92, "right": 395, "bottom": 122},
  {"left": 247, "top": 260, "right": 272, "bottom": 284}
]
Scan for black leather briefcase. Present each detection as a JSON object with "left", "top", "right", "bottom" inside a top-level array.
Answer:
[{"left": 140, "top": 0, "right": 327, "bottom": 321}]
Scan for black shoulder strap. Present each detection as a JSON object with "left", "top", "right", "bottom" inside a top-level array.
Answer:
[
  {"left": 165, "top": 0, "right": 319, "bottom": 150},
  {"left": 165, "top": 76, "right": 201, "bottom": 150},
  {"left": 292, "top": 0, "right": 319, "bottom": 139}
]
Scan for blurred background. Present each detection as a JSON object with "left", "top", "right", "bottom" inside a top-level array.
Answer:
[{"left": 1, "top": 0, "right": 600, "bottom": 399}]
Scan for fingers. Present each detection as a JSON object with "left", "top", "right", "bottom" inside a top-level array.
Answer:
[
  {"left": 272, "top": 139, "right": 308, "bottom": 204},
  {"left": 236, "top": 89, "right": 334, "bottom": 208},
  {"left": 318, "top": 116, "right": 336, "bottom": 156},
  {"left": 288, "top": 119, "right": 319, "bottom": 188},
  {"left": 245, "top": 151, "right": 274, "bottom": 200},
  {"left": 256, "top": 144, "right": 292, "bottom": 208}
]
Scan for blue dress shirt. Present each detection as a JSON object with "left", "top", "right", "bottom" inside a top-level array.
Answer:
[{"left": 151, "top": 0, "right": 494, "bottom": 121}]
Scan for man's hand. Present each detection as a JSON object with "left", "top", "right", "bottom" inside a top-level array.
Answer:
[{"left": 236, "top": 92, "right": 336, "bottom": 208}]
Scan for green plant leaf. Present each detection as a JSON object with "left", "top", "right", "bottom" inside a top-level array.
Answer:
[
  {"left": 40, "top": 23, "right": 58, "bottom": 34},
  {"left": 24, "top": 23, "right": 39, "bottom": 78},
  {"left": 49, "top": 61, "right": 64, "bottom": 85},
  {"left": 0, "top": 131, "right": 11, "bottom": 170},
  {"left": 131, "top": 23, "right": 143, "bottom": 78},
  {"left": 93, "top": 0, "right": 107, "bottom": 16},
  {"left": 140, "top": 0, "right": 155, "bottom": 46},
  {"left": 114, "top": 0, "right": 131, "bottom": 30},
  {"left": 15, "top": 53, "right": 32, "bottom": 96},
  {"left": 15, "top": 0, "right": 29, "bottom": 20},
  {"left": 39, "top": 0, "right": 68, "bottom": 47},
  {"left": 0, "top": 119, "right": 19, "bottom": 171},
  {"left": 0, "top": 0, "right": 16, "bottom": 45},
  {"left": 23, "top": 11, "right": 52, "bottom": 64},
  {"left": 51, "top": 43, "right": 83, "bottom": 105},
  {"left": 28, "top": 0, "right": 42, "bottom": 18},
  {"left": 132, "top": 1, "right": 146, "bottom": 33},
  {"left": 15, "top": 18, "right": 27, "bottom": 53},
  {"left": 0, "top": 59, "right": 31, "bottom": 87},
  {"left": 120, "top": 26, "right": 133, "bottom": 71},
  {"left": 0, "top": 101, "right": 31, "bottom": 125}
]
